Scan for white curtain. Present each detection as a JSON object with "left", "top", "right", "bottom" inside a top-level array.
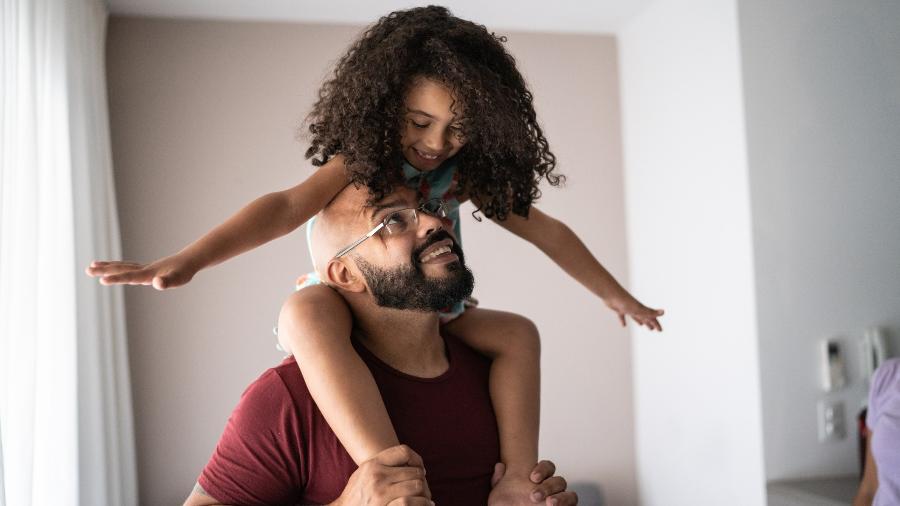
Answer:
[{"left": 0, "top": 0, "right": 138, "bottom": 505}]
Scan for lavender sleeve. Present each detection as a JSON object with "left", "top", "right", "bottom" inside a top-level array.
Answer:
[{"left": 867, "top": 358, "right": 900, "bottom": 429}]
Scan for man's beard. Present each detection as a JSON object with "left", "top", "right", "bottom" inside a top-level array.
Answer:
[{"left": 353, "top": 230, "right": 474, "bottom": 312}]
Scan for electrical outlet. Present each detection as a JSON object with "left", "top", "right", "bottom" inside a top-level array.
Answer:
[{"left": 817, "top": 400, "right": 846, "bottom": 442}]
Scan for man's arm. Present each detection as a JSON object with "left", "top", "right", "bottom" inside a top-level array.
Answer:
[
  {"left": 182, "top": 445, "right": 433, "bottom": 506},
  {"left": 327, "top": 445, "right": 432, "bottom": 506},
  {"left": 183, "top": 482, "right": 224, "bottom": 506},
  {"left": 190, "top": 369, "right": 305, "bottom": 505}
]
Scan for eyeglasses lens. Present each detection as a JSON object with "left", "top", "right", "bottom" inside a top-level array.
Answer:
[
  {"left": 383, "top": 200, "right": 448, "bottom": 235},
  {"left": 384, "top": 209, "right": 416, "bottom": 234}
]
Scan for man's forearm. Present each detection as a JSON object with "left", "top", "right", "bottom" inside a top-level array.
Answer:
[{"left": 183, "top": 482, "right": 226, "bottom": 506}]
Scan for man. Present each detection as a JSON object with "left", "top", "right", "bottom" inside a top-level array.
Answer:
[{"left": 184, "top": 184, "right": 576, "bottom": 505}]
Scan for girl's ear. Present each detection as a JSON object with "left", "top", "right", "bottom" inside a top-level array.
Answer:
[{"left": 324, "top": 259, "right": 366, "bottom": 293}]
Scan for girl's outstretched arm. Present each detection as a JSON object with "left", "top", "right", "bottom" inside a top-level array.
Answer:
[
  {"left": 496, "top": 206, "right": 665, "bottom": 331},
  {"left": 85, "top": 155, "right": 350, "bottom": 289},
  {"left": 277, "top": 284, "right": 401, "bottom": 465}
]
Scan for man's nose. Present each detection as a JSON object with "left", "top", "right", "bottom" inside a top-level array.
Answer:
[{"left": 416, "top": 209, "right": 445, "bottom": 237}]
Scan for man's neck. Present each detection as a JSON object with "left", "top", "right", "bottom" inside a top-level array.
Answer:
[{"left": 350, "top": 302, "right": 448, "bottom": 378}]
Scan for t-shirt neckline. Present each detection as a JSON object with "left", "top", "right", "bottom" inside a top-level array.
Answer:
[{"left": 351, "top": 333, "right": 456, "bottom": 384}]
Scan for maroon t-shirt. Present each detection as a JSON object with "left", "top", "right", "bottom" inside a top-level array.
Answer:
[{"left": 198, "top": 334, "right": 500, "bottom": 505}]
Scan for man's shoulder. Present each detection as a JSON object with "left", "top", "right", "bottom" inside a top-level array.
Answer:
[
  {"left": 199, "top": 357, "right": 313, "bottom": 505},
  {"left": 236, "top": 357, "right": 313, "bottom": 414}
]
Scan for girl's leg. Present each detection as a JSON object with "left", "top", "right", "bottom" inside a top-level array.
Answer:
[
  {"left": 443, "top": 307, "right": 540, "bottom": 478},
  {"left": 277, "top": 284, "right": 399, "bottom": 464}
]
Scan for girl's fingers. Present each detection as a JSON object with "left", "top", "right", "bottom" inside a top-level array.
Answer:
[
  {"left": 92, "top": 260, "right": 141, "bottom": 268},
  {"left": 100, "top": 270, "right": 153, "bottom": 285},
  {"left": 618, "top": 313, "right": 627, "bottom": 327},
  {"left": 87, "top": 262, "right": 144, "bottom": 276}
]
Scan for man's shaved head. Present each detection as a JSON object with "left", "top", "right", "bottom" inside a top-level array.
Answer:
[{"left": 309, "top": 183, "right": 373, "bottom": 278}]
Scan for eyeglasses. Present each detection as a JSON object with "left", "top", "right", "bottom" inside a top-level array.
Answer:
[{"left": 332, "top": 198, "right": 449, "bottom": 259}]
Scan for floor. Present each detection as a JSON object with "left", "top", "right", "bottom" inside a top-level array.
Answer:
[{"left": 767, "top": 475, "right": 859, "bottom": 506}]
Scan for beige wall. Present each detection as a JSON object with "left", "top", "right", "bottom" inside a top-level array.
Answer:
[{"left": 106, "top": 17, "right": 635, "bottom": 505}]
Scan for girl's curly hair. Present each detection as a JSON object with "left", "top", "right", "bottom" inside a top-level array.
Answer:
[{"left": 304, "top": 5, "right": 563, "bottom": 220}]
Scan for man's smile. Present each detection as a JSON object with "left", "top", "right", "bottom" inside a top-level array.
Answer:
[{"left": 418, "top": 239, "right": 458, "bottom": 264}]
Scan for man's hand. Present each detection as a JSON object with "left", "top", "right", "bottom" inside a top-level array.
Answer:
[
  {"left": 330, "top": 445, "right": 433, "bottom": 506},
  {"left": 489, "top": 460, "right": 577, "bottom": 505}
]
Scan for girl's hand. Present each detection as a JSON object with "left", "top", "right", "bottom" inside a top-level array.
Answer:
[
  {"left": 85, "top": 254, "right": 197, "bottom": 290},
  {"left": 604, "top": 290, "right": 665, "bottom": 332}
]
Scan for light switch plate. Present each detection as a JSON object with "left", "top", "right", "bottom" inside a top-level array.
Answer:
[{"left": 817, "top": 400, "right": 846, "bottom": 442}]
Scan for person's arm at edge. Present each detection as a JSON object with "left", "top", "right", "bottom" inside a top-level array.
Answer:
[
  {"left": 853, "top": 429, "right": 878, "bottom": 505},
  {"left": 89, "top": 155, "right": 350, "bottom": 288}
]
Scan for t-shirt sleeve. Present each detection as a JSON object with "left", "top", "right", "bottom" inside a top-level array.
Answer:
[
  {"left": 198, "top": 369, "right": 306, "bottom": 505},
  {"left": 867, "top": 358, "right": 900, "bottom": 430}
]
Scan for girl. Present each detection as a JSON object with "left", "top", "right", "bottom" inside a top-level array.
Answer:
[{"left": 88, "top": 6, "right": 663, "bottom": 499}]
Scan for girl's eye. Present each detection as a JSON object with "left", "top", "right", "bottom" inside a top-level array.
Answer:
[{"left": 410, "top": 120, "right": 429, "bottom": 129}]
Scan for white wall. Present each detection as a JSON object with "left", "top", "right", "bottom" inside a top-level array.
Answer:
[
  {"left": 618, "top": 0, "right": 767, "bottom": 504},
  {"left": 739, "top": 0, "right": 900, "bottom": 480},
  {"left": 106, "top": 18, "right": 636, "bottom": 505}
]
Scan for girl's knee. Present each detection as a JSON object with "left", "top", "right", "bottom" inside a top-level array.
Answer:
[
  {"left": 500, "top": 313, "right": 541, "bottom": 357},
  {"left": 295, "top": 283, "right": 347, "bottom": 306},
  {"left": 278, "top": 285, "right": 353, "bottom": 351}
]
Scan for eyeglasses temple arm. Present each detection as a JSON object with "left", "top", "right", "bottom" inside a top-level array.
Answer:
[{"left": 333, "top": 222, "right": 386, "bottom": 258}]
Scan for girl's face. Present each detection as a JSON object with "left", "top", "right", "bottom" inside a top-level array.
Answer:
[{"left": 400, "top": 77, "right": 467, "bottom": 172}]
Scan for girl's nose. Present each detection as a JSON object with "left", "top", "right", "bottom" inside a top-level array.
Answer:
[{"left": 423, "top": 129, "right": 449, "bottom": 151}]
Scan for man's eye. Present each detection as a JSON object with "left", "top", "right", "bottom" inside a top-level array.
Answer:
[{"left": 386, "top": 213, "right": 408, "bottom": 226}]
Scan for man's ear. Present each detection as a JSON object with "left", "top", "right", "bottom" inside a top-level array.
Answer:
[{"left": 324, "top": 259, "right": 366, "bottom": 293}]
